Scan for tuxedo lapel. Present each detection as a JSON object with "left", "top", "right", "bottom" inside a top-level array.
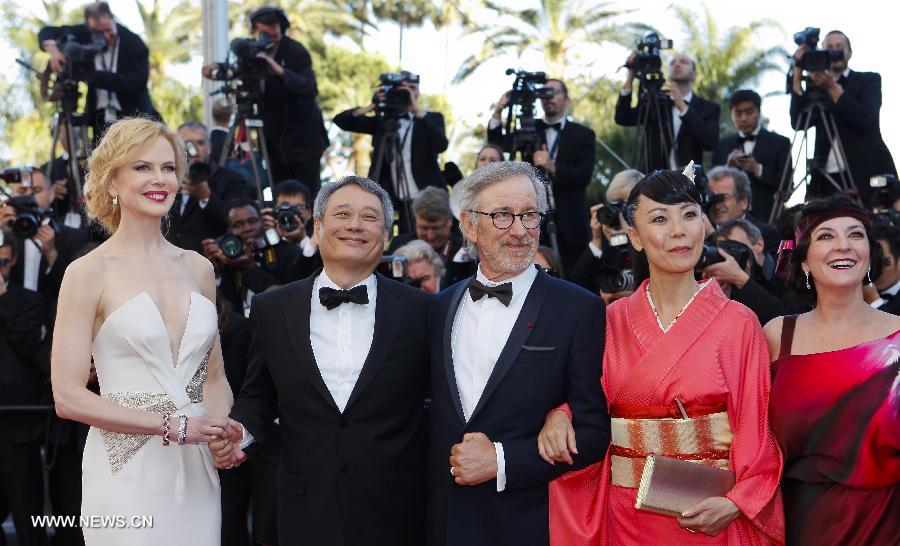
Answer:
[
  {"left": 442, "top": 280, "right": 469, "bottom": 424},
  {"left": 284, "top": 276, "right": 340, "bottom": 413},
  {"left": 467, "top": 270, "right": 551, "bottom": 425},
  {"left": 343, "top": 274, "right": 403, "bottom": 412}
]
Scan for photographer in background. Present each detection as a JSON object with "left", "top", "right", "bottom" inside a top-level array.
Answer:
[
  {"left": 870, "top": 224, "right": 900, "bottom": 315},
  {"left": 712, "top": 90, "right": 792, "bottom": 221},
  {"left": 0, "top": 227, "right": 51, "bottom": 546},
  {"left": 3, "top": 168, "right": 88, "bottom": 308},
  {"left": 616, "top": 52, "right": 719, "bottom": 170},
  {"left": 394, "top": 239, "right": 444, "bottom": 294},
  {"left": 706, "top": 166, "right": 781, "bottom": 255},
  {"left": 202, "top": 199, "right": 305, "bottom": 316},
  {"left": 202, "top": 7, "right": 329, "bottom": 192},
  {"left": 334, "top": 71, "right": 448, "bottom": 224},
  {"left": 261, "top": 179, "right": 321, "bottom": 279},
  {"left": 167, "top": 120, "right": 249, "bottom": 255},
  {"left": 790, "top": 29, "right": 896, "bottom": 204},
  {"left": 488, "top": 78, "right": 596, "bottom": 272},
  {"left": 209, "top": 99, "right": 233, "bottom": 166},
  {"left": 39, "top": 1, "right": 160, "bottom": 142}
]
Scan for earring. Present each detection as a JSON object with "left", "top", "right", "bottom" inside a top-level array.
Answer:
[
  {"left": 805, "top": 270, "right": 811, "bottom": 290},
  {"left": 112, "top": 196, "right": 118, "bottom": 206},
  {"left": 866, "top": 266, "right": 872, "bottom": 285}
]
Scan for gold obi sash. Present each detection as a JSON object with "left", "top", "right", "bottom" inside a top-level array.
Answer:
[{"left": 609, "top": 404, "right": 733, "bottom": 488}]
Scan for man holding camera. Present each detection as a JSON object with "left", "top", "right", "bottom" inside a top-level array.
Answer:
[
  {"left": 616, "top": 52, "right": 720, "bottom": 171},
  {"left": 260, "top": 179, "right": 322, "bottom": 278},
  {"left": 712, "top": 90, "right": 792, "bottom": 222},
  {"left": 706, "top": 166, "right": 781, "bottom": 255},
  {"left": 333, "top": 71, "right": 449, "bottom": 228},
  {"left": 488, "top": 78, "right": 596, "bottom": 273},
  {"left": 38, "top": 2, "right": 160, "bottom": 142},
  {"left": 202, "top": 7, "right": 329, "bottom": 192},
  {"left": 167, "top": 121, "right": 250, "bottom": 255},
  {"left": 870, "top": 224, "right": 900, "bottom": 315},
  {"left": 790, "top": 30, "right": 896, "bottom": 204}
]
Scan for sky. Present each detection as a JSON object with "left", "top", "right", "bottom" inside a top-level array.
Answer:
[{"left": 4, "top": 0, "right": 897, "bottom": 197}]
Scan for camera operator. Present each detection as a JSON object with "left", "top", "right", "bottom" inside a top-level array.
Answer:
[
  {"left": 203, "top": 199, "right": 306, "bottom": 317},
  {"left": 202, "top": 7, "right": 328, "bottom": 192},
  {"left": 706, "top": 166, "right": 781, "bottom": 255},
  {"left": 42, "top": 123, "right": 88, "bottom": 229},
  {"left": 38, "top": 2, "right": 161, "bottom": 142},
  {"left": 393, "top": 239, "right": 444, "bottom": 294},
  {"left": 488, "top": 78, "right": 596, "bottom": 272},
  {"left": 3, "top": 168, "right": 89, "bottom": 309},
  {"left": 209, "top": 99, "right": 233, "bottom": 167},
  {"left": 167, "top": 120, "right": 250, "bottom": 255},
  {"left": 616, "top": 52, "right": 720, "bottom": 170},
  {"left": 869, "top": 224, "right": 900, "bottom": 315},
  {"left": 333, "top": 71, "right": 448, "bottom": 220},
  {"left": 790, "top": 30, "right": 896, "bottom": 204},
  {"left": 568, "top": 169, "right": 642, "bottom": 303},
  {"left": 712, "top": 90, "right": 792, "bottom": 221},
  {"left": 0, "top": 227, "right": 51, "bottom": 546},
  {"left": 260, "top": 179, "right": 322, "bottom": 279}
]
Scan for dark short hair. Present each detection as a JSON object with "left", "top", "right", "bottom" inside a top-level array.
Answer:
[
  {"left": 273, "top": 180, "right": 312, "bottom": 204},
  {"left": 729, "top": 89, "right": 762, "bottom": 110},
  {"left": 84, "top": 2, "right": 112, "bottom": 20},
  {"left": 716, "top": 218, "right": 763, "bottom": 246},
  {"left": 0, "top": 227, "right": 17, "bottom": 257},
  {"left": 625, "top": 169, "right": 702, "bottom": 226},
  {"left": 785, "top": 196, "right": 883, "bottom": 305},
  {"left": 225, "top": 198, "right": 260, "bottom": 219},
  {"left": 825, "top": 30, "right": 852, "bottom": 53},
  {"left": 708, "top": 166, "right": 752, "bottom": 207},
  {"left": 874, "top": 224, "right": 900, "bottom": 261},
  {"left": 546, "top": 79, "right": 568, "bottom": 98},
  {"left": 211, "top": 100, "right": 232, "bottom": 125}
]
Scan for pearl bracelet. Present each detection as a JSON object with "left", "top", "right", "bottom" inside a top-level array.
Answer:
[{"left": 162, "top": 414, "right": 172, "bottom": 446}]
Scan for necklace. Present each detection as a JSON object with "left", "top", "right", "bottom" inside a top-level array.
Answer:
[{"left": 646, "top": 281, "right": 709, "bottom": 333}]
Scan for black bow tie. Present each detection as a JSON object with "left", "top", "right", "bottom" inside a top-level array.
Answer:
[
  {"left": 319, "top": 285, "right": 369, "bottom": 310},
  {"left": 881, "top": 292, "right": 894, "bottom": 302},
  {"left": 737, "top": 134, "right": 756, "bottom": 145},
  {"left": 468, "top": 279, "right": 513, "bottom": 306},
  {"left": 545, "top": 121, "right": 562, "bottom": 131}
]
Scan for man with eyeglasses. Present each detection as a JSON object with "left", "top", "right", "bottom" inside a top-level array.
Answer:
[
  {"left": 707, "top": 166, "right": 781, "bottom": 255},
  {"left": 427, "top": 161, "right": 610, "bottom": 546},
  {"left": 488, "top": 78, "right": 597, "bottom": 274}
]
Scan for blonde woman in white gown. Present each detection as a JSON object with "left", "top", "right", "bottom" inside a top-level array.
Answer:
[{"left": 51, "top": 118, "right": 240, "bottom": 545}]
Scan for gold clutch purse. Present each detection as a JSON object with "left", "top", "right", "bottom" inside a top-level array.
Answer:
[{"left": 634, "top": 454, "right": 735, "bottom": 517}]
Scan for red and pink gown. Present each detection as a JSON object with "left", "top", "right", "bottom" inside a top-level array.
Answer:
[
  {"left": 769, "top": 316, "right": 899, "bottom": 546},
  {"left": 549, "top": 280, "right": 784, "bottom": 545}
]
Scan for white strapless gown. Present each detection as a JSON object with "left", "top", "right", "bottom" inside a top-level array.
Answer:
[{"left": 82, "top": 292, "right": 221, "bottom": 545}]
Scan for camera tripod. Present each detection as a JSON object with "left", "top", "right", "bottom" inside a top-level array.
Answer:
[
  {"left": 217, "top": 82, "right": 273, "bottom": 200},
  {"left": 769, "top": 99, "right": 857, "bottom": 223},
  {"left": 371, "top": 114, "right": 415, "bottom": 234},
  {"left": 632, "top": 87, "right": 676, "bottom": 173}
]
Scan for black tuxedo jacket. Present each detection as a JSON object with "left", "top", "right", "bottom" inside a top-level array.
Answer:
[
  {"left": 790, "top": 70, "right": 896, "bottom": 204},
  {"left": 615, "top": 91, "right": 720, "bottom": 171},
  {"left": 10, "top": 225, "right": 89, "bottom": 305},
  {"left": 37, "top": 23, "right": 160, "bottom": 131},
  {"left": 878, "top": 294, "right": 900, "bottom": 316},
  {"left": 427, "top": 269, "right": 611, "bottom": 546},
  {"left": 487, "top": 120, "right": 596, "bottom": 248},
  {"left": 333, "top": 109, "right": 449, "bottom": 199},
  {"left": 712, "top": 128, "right": 792, "bottom": 221},
  {"left": 166, "top": 164, "right": 249, "bottom": 254},
  {"left": 230, "top": 273, "right": 431, "bottom": 545},
  {"left": 209, "top": 128, "right": 228, "bottom": 167},
  {"left": 0, "top": 283, "right": 49, "bottom": 444}
]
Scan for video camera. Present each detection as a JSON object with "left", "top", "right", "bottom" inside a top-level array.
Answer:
[
  {"left": 627, "top": 33, "right": 673, "bottom": 95},
  {"left": 499, "top": 69, "right": 556, "bottom": 161},
  {"left": 208, "top": 34, "right": 275, "bottom": 83},
  {"left": 793, "top": 27, "right": 843, "bottom": 72},
  {"left": 375, "top": 72, "right": 419, "bottom": 119},
  {"left": 57, "top": 32, "right": 107, "bottom": 82},
  {"left": 505, "top": 69, "right": 555, "bottom": 106}
]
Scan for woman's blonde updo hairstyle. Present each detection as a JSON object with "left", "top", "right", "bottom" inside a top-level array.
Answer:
[{"left": 84, "top": 117, "right": 186, "bottom": 233}]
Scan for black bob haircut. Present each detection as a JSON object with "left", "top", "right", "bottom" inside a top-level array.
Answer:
[
  {"left": 784, "top": 195, "right": 884, "bottom": 306},
  {"left": 625, "top": 169, "right": 703, "bottom": 226},
  {"left": 729, "top": 89, "right": 762, "bottom": 110}
]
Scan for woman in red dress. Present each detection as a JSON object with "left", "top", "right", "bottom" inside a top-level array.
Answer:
[
  {"left": 764, "top": 196, "right": 900, "bottom": 546},
  {"left": 541, "top": 169, "right": 784, "bottom": 545}
]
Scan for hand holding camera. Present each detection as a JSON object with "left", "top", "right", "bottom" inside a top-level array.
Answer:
[
  {"left": 261, "top": 203, "right": 306, "bottom": 244},
  {"left": 202, "top": 237, "right": 253, "bottom": 272}
]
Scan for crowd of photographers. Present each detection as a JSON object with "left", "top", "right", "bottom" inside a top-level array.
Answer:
[{"left": 1, "top": 2, "right": 900, "bottom": 544}]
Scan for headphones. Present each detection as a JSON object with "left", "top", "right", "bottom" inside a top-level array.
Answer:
[{"left": 249, "top": 7, "right": 290, "bottom": 32}]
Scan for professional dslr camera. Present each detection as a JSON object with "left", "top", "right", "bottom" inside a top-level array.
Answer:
[
  {"left": 627, "top": 33, "right": 673, "bottom": 96},
  {"left": 696, "top": 240, "right": 753, "bottom": 270},
  {"left": 184, "top": 141, "right": 213, "bottom": 184},
  {"left": 374, "top": 72, "right": 420, "bottom": 119},
  {"left": 1, "top": 168, "right": 59, "bottom": 238},
  {"left": 595, "top": 200, "right": 635, "bottom": 293},
  {"left": 793, "top": 27, "right": 843, "bottom": 72}
]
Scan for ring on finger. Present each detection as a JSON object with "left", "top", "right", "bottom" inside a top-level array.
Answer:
[{"left": 450, "top": 467, "right": 455, "bottom": 477}]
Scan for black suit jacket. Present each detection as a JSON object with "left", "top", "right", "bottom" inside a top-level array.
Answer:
[
  {"left": 427, "top": 269, "right": 611, "bottom": 546},
  {"left": 333, "top": 109, "right": 449, "bottom": 199},
  {"left": 230, "top": 274, "right": 431, "bottom": 546},
  {"left": 0, "top": 283, "right": 49, "bottom": 444},
  {"left": 488, "top": 120, "right": 596, "bottom": 248},
  {"left": 10, "top": 225, "right": 89, "bottom": 306},
  {"left": 615, "top": 91, "right": 720, "bottom": 171},
  {"left": 37, "top": 23, "right": 160, "bottom": 132},
  {"left": 209, "top": 128, "right": 228, "bottom": 167},
  {"left": 712, "top": 128, "right": 792, "bottom": 221},
  {"left": 166, "top": 164, "right": 249, "bottom": 254},
  {"left": 790, "top": 70, "right": 896, "bottom": 204}
]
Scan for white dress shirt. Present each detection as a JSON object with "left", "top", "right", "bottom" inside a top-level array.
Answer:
[
  {"left": 669, "top": 91, "right": 693, "bottom": 168},
  {"left": 487, "top": 117, "right": 566, "bottom": 160},
  {"left": 23, "top": 239, "right": 43, "bottom": 291},
  {"left": 394, "top": 114, "right": 420, "bottom": 201},
  {"left": 310, "top": 271, "right": 377, "bottom": 412},
  {"left": 94, "top": 37, "right": 122, "bottom": 117},
  {"left": 450, "top": 264, "right": 539, "bottom": 491}
]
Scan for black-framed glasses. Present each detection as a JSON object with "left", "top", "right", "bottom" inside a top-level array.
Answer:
[{"left": 471, "top": 210, "right": 544, "bottom": 229}]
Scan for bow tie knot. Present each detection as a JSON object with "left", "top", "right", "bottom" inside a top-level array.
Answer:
[
  {"left": 468, "top": 279, "right": 513, "bottom": 306},
  {"left": 319, "top": 285, "right": 369, "bottom": 310},
  {"left": 545, "top": 121, "right": 562, "bottom": 131},
  {"left": 737, "top": 134, "right": 756, "bottom": 145}
]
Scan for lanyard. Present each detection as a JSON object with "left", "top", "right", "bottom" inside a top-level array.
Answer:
[{"left": 99, "top": 36, "right": 119, "bottom": 72}]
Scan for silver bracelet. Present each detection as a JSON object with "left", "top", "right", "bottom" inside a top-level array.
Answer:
[
  {"left": 177, "top": 415, "right": 189, "bottom": 445},
  {"left": 162, "top": 414, "right": 171, "bottom": 446}
]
